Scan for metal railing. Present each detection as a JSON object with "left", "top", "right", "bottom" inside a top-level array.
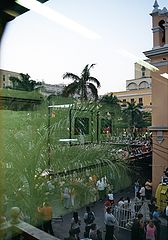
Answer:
[{"left": 112, "top": 199, "right": 150, "bottom": 231}]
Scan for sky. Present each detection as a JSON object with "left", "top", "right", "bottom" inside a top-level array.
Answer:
[{"left": 0, "top": 0, "right": 168, "bottom": 95}]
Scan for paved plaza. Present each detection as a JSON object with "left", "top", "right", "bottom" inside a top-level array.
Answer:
[{"left": 51, "top": 189, "right": 168, "bottom": 240}]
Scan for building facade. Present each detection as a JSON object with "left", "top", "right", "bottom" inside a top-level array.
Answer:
[
  {"left": 144, "top": 0, "right": 168, "bottom": 191},
  {"left": 0, "top": 69, "right": 20, "bottom": 88},
  {"left": 112, "top": 62, "right": 152, "bottom": 112}
]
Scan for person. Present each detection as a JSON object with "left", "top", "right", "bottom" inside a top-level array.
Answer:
[
  {"left": 117, "top": 197, "right": 124, "bottom": 208},
  {"left": 152, "top": 207, "right": 161, "bottom": 240},
  {"left": 107, "top": 190, "right": 114, "bottom": 205},
  {"left": 145, "top": 219, "right": 157, "bottom": 240},
  {"left": 139, "top": 185, "right": 145, "bottom": 201},
  {"left": 71, "top": 212, "right": 81, "bottom": 240},
  {"left": 104, "top": 198, "right": 112, "bottom": 212},
  {"left": 123, "top": 196, "right": 130, "bottom": 209},
  {"left": 39, "top": 202, "right": 54, "bottom": 235},
  {"left": 63, "top": 186, "right": 71, "bottom": 209},
  {"left": 36, "top": 204, "right": 44, "bottom": 230},
  {"left": 104, "top": 207, "right": 118, "bottom": 240},
  {"left": 70, "top": 187, "right": 76, "bottom": 208},
  {"left": 96, "top": 178, "right": 106, "bottom": 201},
  {"left": 162, "top": 168, "right": 168, "bottom": 184},
  {"left": 89, "top": 223, "right": 102, "bottom": 240},
  {"left": 145, "top": 179, "right": 152, "bottom": 200},
  {"left": 83, "top": 206, "right": 95, "bottom": 237},
  {"left": 134, "top": 179, "right": 140, "bottom": 198},
  {"left": 148, "top": 198, "right": 156, "bottom": 219},
  {"left": 131, "top": 213, "right": 144, "bottom": 240},
  {"left": 90, "top": 186, "right": 97, "bottom": 204}
]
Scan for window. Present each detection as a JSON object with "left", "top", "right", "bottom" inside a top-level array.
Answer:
[
  {"left": 139, "top": 98, "right": 143, "bottom": 106},
  {"left": 74, "top": 117, "right": 89, "bottom": 135},
  {"left": 3, "top": 75, "right": 5, "bottom": 81},
  {"left": 159, "top": 20, "right": 165, "bottom": 44},
  {"left": 131, "top": 98, "right": 134, "bottom": 103},
  {"left": 122, "top": 99, "right": 127, "bottom": 107},
  {"left": 141, "top": 66, "right": 146, "bottom": 77}
]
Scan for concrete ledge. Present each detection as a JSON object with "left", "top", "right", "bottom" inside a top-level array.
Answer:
[
  {"left": 15, "top": 221, "right": 59, "bottom": 240},
  {"left": 149, "top": 126, "right": 168, "bottom": 131},
  {"left": 0, "top": 221, "right": 59, "bottom": 240}
]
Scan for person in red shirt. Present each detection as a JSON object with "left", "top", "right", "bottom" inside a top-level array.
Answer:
[{"left": 39, "top": 202, "right": 54, "bottom": 235}]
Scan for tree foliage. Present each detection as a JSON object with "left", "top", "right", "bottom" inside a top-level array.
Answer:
[
  {"left": 62, "top": 64, "right": 101, "bottom": 101},
  {"left": 10, "top": 73, "right": 41, "bottom": 91},
  {"left": 100, "top": 93, "right": 121, "bottom": 115},
  {"left": 122, "top": 102, "right": 143, "bottom": 131}
]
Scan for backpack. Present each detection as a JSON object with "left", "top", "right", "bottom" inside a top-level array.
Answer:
[{"left": 85, "top": 212, "right": 95, "bottom": 224}]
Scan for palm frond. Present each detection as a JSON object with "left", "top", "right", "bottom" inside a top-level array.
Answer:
[
  {"left": 88, "top": 63, "right": 96, "bottom": 70},
  {"left": 88, "top": 77, "right": 101, "bottom": 88},
  {"left": 63, "top": 73, "right": 80, "bottom": 81},
  {"left": 62, "top": 82, "right": 79, "bottom": 97},
  {"left": 87, "top": 82, "right": 98, "bottom": 100}
]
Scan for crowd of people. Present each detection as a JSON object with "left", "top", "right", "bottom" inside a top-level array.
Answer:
[
  {"left": 130, "top": 177, "right": 167, "bottom": 240},
  {"left": 66, "top": 205, "right": 117, "bottom": 240},
  {"left": 1, "top": 151, "right": 167, "bottom": 240},
  {"left": 63, "top": 175, "right": 167, "bottom": 240},
  {"left": 22, "top": 166, "right": 166, "bottom": 240},
  {"left": 1, "top": 173, "right": 167, "bottom": 240}
]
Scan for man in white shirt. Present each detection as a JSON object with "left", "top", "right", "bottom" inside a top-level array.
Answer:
[
  {"left": 139, "top": 186, "right": 145, "bottom": 201},
  {"left": 96, "top": 178, "right": 105, "bottom": 200},
  {"left": 96, "top": 178, "right": 106, "bottom": 201},
  {"left": 104, "top": 207, "right": 118, "bottom": 240}
]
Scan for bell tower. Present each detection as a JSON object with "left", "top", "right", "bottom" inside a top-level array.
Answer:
[{"left": 143, "top": 0, "right": 168, "bottom": 192}]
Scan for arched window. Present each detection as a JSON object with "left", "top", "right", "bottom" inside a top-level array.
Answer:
[
  {"left": 159, "top": 20, "right": 165, "bottom": 45},
  {"left": 127, "top": 83, "right": 137, "bottom": 90},
  {"left": 139, "top": 81, "right": 149, "bottom": 89},
  {"left": 141, "top": 66, "right": 146, "bottom": 77}
]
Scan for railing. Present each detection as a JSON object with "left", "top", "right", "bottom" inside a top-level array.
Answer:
[
  {"left": 112, "top": 200, "right": 150, "bottom": 231},
  {"left": 48, "top": 151, "right": 152, "bottom": 178}
]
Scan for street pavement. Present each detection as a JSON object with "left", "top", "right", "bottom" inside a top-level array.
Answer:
[{"left": 52, "top": 189, "right": 168, "bottom": 240}]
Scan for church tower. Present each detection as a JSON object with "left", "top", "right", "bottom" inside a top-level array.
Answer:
[{"left": 144, "top": 1, "right": 168, "bottom": 191}]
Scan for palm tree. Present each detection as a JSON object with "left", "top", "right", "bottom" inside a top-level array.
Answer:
[
  {"left": 100, "top": 93, "right": 121, "bottom": 114},
  {"left": 62, "top": 64, "right": 101, "bottom": 101},
  {"left": 122, "top": 102, "right": 142, "bottom": 137}
]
